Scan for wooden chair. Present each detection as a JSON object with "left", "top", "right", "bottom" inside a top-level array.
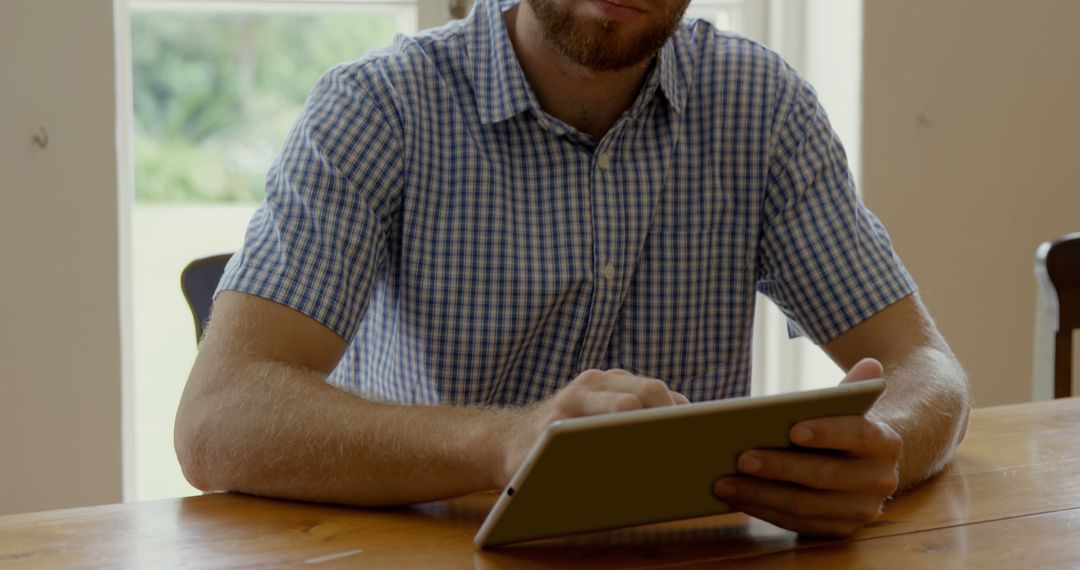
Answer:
[
  {"left": 180, "top": 253, "right": 234, "bottom": 344},
  {"left": 1036, "top": 233, "right": 1080, "bottom": 398}
]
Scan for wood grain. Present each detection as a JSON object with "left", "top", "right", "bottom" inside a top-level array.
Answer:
[
  {"left": 723, "top": 508, "right": 1080, "bottom": 569},
  {"left": 1, "top": 398, "right": 1077, "bottom": 569}
]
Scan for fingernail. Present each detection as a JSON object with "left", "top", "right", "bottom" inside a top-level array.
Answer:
[
  {"left": 739, "top": 453, "right": 762, "bottom": 473},
  {"left": 714, "top": 480, "right": 737, "bottom": 497},
  {"left": 791, "top": 425, "right": 814, "bottom": 444}
]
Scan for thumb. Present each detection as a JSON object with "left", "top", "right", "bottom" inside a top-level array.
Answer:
[{"left": 840, "top": 357, "right": 884, "bottom": 384}]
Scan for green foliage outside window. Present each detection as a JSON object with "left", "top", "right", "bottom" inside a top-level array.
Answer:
[{"left": 132, "top": 10, "right": 400, "bottom": 203}]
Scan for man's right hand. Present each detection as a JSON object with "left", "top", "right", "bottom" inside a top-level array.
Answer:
[{"left": 495, "top": 369, "right": 689, "bottom": 488}]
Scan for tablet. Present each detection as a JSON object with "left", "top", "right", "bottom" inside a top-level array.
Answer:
[{"left": 474, "top": 379, "right": 886, "bottom": 548}]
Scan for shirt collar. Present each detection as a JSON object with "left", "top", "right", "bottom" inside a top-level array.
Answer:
[
  {"left": 657, "top": 32, "right": 688, "bottom": 115},
  {"left": 467, "top": 0, "right": 538, "bottom": 125},
  {"left": 467, "top": 0, "right": 689, "bottom": 125}
]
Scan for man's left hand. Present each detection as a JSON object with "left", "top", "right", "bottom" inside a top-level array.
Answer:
[{"left": 712, "top": 358, "right": 902, "bottom": 538}]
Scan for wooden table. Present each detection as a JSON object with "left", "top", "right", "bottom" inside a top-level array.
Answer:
[{"left": 2, "top": 398, "right": 1079, "bottom": 568}]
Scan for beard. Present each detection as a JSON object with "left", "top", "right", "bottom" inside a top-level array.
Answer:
[{"left": 526, "top": 0, "right": 689, "bottom": 71}]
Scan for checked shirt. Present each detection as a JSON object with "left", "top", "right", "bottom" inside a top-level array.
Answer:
[{"left": 217, "top": 0, "right": 916, "bottom": 405}]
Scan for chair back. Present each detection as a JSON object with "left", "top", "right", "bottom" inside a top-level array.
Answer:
[
  {"left": 1036, "top": 233, "right": 1080, "bottom": 398},
  {"left": 180, "top": 253, "right": 234, "bottom": 343}
]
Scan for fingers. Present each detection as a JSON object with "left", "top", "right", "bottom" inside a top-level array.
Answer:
[
  {"left": 602, "top": 369, "right": 677, "bottom": 405},
  {"left": 722, "top": 411, "right": 902, "bottom": 536},
  {"left": 544, "top": 369, "right": 684, "bottom": 422},
  {"left": 720, "top": 413, "right": 902, "bottom": 537},
  {"left": 562, "top": 389, "right": 645, "bottom": 416},
  {"left": 714, "top": 476, "right": 884, "bottom": 533},
  {"left": 735, "top": 449, "right": 899, "bottom": 496},
  {"left": 579, "top": 369, "right": 681, "bottom": 408},
  {"left": 788, "top": 416, "right": 903, "bottom": 460}
]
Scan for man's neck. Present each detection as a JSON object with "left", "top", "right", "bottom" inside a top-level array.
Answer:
[{"left": 504, "top": 2, "right": 653, "bottom": 142}]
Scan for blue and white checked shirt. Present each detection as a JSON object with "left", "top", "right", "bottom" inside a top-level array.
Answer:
[{"left": 218, "top": 0, "right": 916, "bottom": 405}]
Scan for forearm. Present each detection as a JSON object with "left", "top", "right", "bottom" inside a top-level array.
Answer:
[
  {"left": 872, "top": 345, "right": 971, "bottom": 490},
  {"left": 175, "top": 356, "right": 518, "bottom": 506}
]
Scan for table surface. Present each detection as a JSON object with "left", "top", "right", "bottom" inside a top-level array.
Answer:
[{"left": 2, "top": 397, "right": 1078, "bottom": 569}]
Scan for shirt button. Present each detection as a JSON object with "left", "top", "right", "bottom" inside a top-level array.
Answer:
[
  {"left": 597, "top": 153, "right": 612, "bottom": 170},
  {"left": 601, "top": 263, "right": 616, "bottom": 280}
]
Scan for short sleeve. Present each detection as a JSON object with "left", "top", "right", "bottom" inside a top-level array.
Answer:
[
  {"left": 756, "top": 66, "right": 916, "bottom": 344},
  {"left": 216, "top": 64, "right": 404, "bottom": 341}
]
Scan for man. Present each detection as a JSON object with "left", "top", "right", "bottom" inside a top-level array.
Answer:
[{"left": 175, "top": 0, "right": 970, "bottom": 538}]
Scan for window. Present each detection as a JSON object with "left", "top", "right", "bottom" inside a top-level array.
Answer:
[
  {"left": 119, "top": 0, "right": 856, "bottom": 501},
  {"left": 120, "top": 0, "right": 422, "bottom": 502}
]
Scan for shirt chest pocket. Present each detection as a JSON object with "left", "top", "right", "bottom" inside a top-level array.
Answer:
[{"left": 611, "top": 225, "right": 753, "bottom": 387}]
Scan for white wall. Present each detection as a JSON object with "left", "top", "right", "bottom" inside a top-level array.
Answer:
[
  {"left": 0, "top": 0, "right": 123, "bottom": 515},
  {"left": 862, "top": 0, "right": 1080, "bottom": 406}
]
